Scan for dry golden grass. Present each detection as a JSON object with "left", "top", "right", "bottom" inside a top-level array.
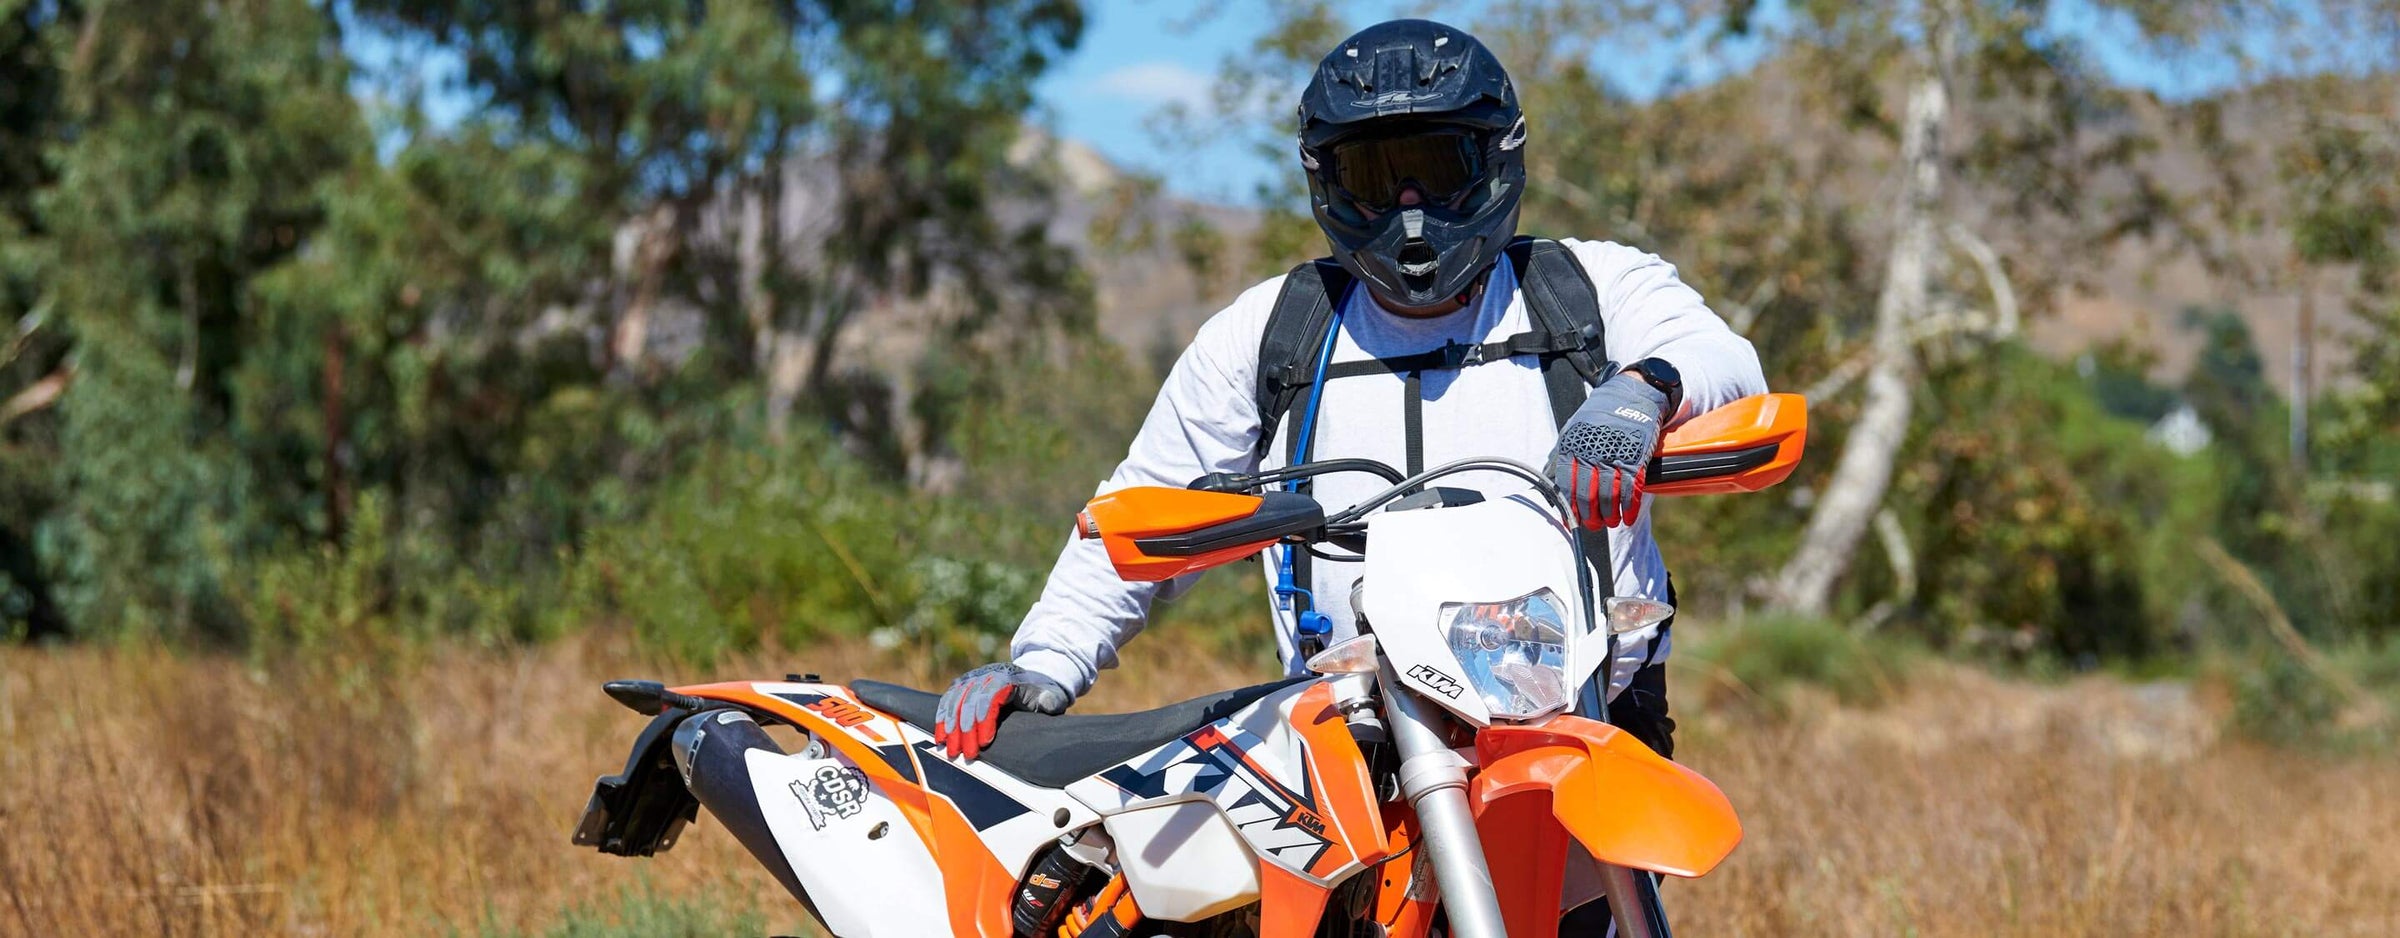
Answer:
[
  {"left": 2, "top": 632, "right": 2392, "bottom": 936},
  {"left": 1670, "top": 666, "right": 2400, "bottom": 936}
]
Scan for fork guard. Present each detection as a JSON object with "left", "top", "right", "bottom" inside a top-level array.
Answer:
[
  {"left": 1474, "top": 714, "right": 1740, "bottom": 869},
  {"left": 1465, "top": 717, "right": 1740, "bottom": 938}
]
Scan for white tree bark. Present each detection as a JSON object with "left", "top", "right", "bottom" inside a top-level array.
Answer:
[
  {"left": 609, "top": 203, "right": 680, "bottom": 378},
  {"left": 1770, "top": 40, "right": 1950, "bottom": 617}
]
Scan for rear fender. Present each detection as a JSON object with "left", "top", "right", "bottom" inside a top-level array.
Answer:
[
  {"left": 1473, "top": 714, "right": 1740, "bottom": 872},
  {"left": 678, "top": 682, "right": 1019, "bottom": 938},
  {"left": 572, "top": 705, "right": 702, "bottom": 857}
]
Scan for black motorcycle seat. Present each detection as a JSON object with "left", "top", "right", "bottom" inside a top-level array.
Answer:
[{"left": 851, "top": 677, "right": 1309, "bottom": 789}]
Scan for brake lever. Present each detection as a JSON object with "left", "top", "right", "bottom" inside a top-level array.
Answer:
[{"left": 1186, "top": 471, "right": 1259, "bottom": 493}]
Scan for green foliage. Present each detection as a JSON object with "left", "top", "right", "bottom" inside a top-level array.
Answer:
[
  {"left": 0, "top": 0, "right": 1089, "bottom": 647},
  {"left": 1894, "top": 345, "right": 2217, "bottom": 661},
  {"left": 2177, "top": 311, "right": 2400, "bottom": 645},
  {"left": 1685, "top": 614, "right": 1921, "bottom": 711},
  {"left": 2223, "top": 639, "right": 2400, "bottom": 753},
  {"left": 213, "top": 337, "right": 1170, "bottom": 664},
  {"left": 26, "top": 0, "right": 365, "bottom": 643},
  {"left": 559, "top": 434, "right": 932, "bottom": 662}
]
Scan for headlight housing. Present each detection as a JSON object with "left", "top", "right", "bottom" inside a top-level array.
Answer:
[{"left": 1440, "top": 587, "right": 1572, "bottom": 721}]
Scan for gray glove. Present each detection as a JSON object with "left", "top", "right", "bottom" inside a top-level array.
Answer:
[
  {"left": 933, "top": 662, "right": 1071, "bottom": 760},
  {"left": 1548, "top": 371, "right": 1670, "bottom": 529}
]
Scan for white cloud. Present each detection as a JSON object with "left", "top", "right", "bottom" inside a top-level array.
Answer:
[{"left": 1092, "top": 61, "right": 1216, "bottom": 113}]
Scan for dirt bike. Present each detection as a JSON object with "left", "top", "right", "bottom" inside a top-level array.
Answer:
[{"left": 574, "top": 393, "right": 1807, "bottom": 938}]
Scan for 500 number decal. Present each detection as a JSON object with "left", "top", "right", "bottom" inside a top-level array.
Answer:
[
  {"left": 805, "top": 696, "right": 888, "bottom": 741},
  {"left": 806, "top": 696, "right": 873, "bottom": 727}
]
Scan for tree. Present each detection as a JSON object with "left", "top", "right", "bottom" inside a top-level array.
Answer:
[
  {"left": 0, "top": 0, "right": 68, "bottom": 639},
  {"left": 348, "top": 0, "right": 1088, "bottom": 448},
  {"left": 2, "top": 1, "right": 1092, "bottom": 643},
  {"left": 23, "top": 0, "right": 366, "bottom": 642}
]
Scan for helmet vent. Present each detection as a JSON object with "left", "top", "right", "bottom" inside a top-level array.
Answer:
[{"left": 1398, "top": 240, "right": 1439, "bottom": 279}]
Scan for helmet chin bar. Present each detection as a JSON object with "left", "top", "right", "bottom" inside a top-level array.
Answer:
[
  {"left": 1359, "top": 232, "right": 1494, "bottom": 314},
  {"left": 1321, "top": 179, "right": 1518, "bottom": 313}
]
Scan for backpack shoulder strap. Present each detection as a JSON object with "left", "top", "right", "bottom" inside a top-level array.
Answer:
[
  {"left": 1253, "top": 258, "right": 1353, "bottom": 463},
  {"left": 1506, "top": 237, "right": 1611, "bottom": 428},
  {"left": 1507, "top": 237, "right": 1618, "bottom": 603}
]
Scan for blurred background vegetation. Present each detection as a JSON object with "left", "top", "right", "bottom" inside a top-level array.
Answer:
[{"left": 0, "top": 0, "right": 2395, "bottom": 747}]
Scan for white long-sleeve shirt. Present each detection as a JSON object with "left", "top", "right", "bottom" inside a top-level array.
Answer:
[{"left": 1010, "top": 239, "right": 1767, "bottom": 702}]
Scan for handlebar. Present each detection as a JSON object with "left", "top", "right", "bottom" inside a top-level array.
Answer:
[
  {"left": 1081, "top": 394, "right": 1806, "bottom": 585},
  {"left": 1181, "top": 456, "right": 1577, "bottom": 545}
]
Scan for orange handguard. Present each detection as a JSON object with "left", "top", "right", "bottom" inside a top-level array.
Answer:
[
  {"left": 1647, "top": 392, "right": 1808, "bottom": 496},
  {"left": 1075, "top": 487, "right": 1322, "bottom": 582}
]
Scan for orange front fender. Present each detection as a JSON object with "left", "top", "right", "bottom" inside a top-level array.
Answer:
[{"left": 1472, "top": 716, "right": 1741, "bottom": 880}]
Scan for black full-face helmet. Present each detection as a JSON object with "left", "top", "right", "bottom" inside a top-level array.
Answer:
[{"left": 1298, "top": 19, "right": 1525, "bottom": 312}]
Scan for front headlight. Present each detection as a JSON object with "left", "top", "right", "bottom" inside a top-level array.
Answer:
[{"left": 1440, "top": 588, "right": 1573, "bottom": 721}]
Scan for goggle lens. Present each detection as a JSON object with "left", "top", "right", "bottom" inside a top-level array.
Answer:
[{"left": 1328, "top": 130, "right": 1484, "bottom": 212}]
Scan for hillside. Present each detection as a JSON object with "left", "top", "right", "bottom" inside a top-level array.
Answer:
[{"left": 1046, "top": 77, "right": 2392, "bottom": 395}]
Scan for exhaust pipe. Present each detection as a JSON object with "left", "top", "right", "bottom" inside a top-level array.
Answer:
[{"left": 671, "top": 709, "right": 820, "bottom": 914}]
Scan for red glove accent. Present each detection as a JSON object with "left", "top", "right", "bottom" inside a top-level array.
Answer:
[{"left": 1568, "top": 460, "right": 1646, "bottom": 530}]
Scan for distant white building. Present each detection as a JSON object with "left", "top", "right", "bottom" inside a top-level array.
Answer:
[{"left": 2147, "top": 403, "right": 2213, "bottom": 456}]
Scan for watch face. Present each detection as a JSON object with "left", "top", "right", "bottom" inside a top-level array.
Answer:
[{"left": 1636, "top": 357, "right": 1681, "bottom": 389}]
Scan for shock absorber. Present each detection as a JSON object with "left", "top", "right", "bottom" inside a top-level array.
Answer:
[
  {"left": 1057, "top": 874, "right": 1142, "bottom": 938},
  {"left": 1012, "top": 843, "right": 1102, "bottom": 938}
]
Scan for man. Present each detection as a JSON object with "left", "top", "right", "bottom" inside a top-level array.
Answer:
[{"left": 939, "top": 12, "right": 1761, "bottom": 869}]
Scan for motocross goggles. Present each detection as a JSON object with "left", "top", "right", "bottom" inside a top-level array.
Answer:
[{"left": 1326, "top": 127, "right": 1487, "bottom": 213}]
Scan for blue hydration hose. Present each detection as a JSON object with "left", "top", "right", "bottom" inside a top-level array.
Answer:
[{"left": 1276, "top": 308, "right": 1344, "bottom": 643}]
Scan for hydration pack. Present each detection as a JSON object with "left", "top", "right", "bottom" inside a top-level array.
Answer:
[{"left": 1251, "top": 235, "right": 1618, "bottom": 622}]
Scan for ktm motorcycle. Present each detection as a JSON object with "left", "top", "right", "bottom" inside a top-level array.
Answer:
[{"left": 575, "top": 393, "right": 1807, "bottom": 938}]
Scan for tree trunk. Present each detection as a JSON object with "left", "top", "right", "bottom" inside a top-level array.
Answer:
[
  {"left": 176, "top": 254, "right": 201, "bottom": 392},
  {"left": 2291, "top": 266, "right": 2314, "bottom": 474},
  {"left": 738, "top": 182, "right": 771, "bottom": 376},
  {"left": 763, "top": 328, "right": 813, "bottom": 443},
  {"left": 608, "top": 203, "right": 679, "bottom": 380},
  {"left": 1770, "top": 47, "right": 1949, "bottom": 617},
  {"left": 322, "top": 323, "right": 349, "bottom": 544}
]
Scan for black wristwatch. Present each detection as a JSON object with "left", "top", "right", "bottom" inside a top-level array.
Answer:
[{"left": 1624, "top": 357, "right": 1684, "bottom": 419}]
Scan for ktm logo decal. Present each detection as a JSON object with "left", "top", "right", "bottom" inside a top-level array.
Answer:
[
  {"left": 1290, "top": 809, "right": 1328, "bottom": 836},
  {"left": 1406, "top": 663, "right": 1465, "bottom": 699}
]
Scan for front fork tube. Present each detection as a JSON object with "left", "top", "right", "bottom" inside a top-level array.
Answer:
[
  {"left": 1378, "top": 662, "right": 1509, "bottom": 938},
  {"left": 1595, "top": 863, "right": 1671, "bottom": 938},
  {"left": 1388, "top": 662, "right": 1675, "bottom": 938}
]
